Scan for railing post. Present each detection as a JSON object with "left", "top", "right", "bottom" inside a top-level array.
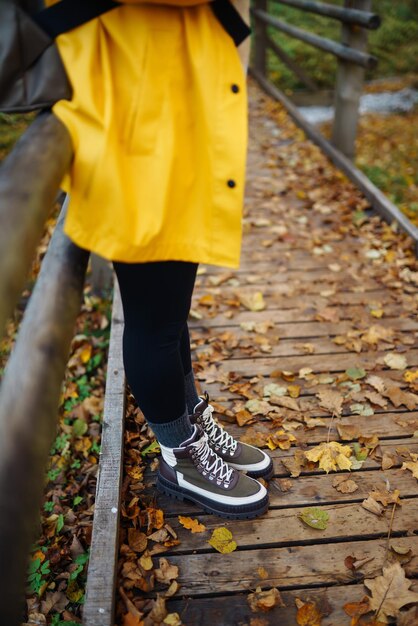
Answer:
[
  {"left": 253, "top": 0, "right": 268, "bottom": 76},
  {"left": 331, "top": 0, "right": 373, "bottom": 160}
]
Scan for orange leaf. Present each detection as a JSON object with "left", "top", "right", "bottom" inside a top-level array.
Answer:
[
  {"left": 178, "top": 516, "right": 207, "bottom": 533},
  {"left": 296, "top": 601, "right": 322, "bottom": 626}
]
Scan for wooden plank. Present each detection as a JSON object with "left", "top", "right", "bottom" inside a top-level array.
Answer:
[
  {"left": 224, "top": 412, "right": 418, "bottom": 442},
  {"left": 163, "top": 498, "right": 418, "bottom": 553},
  {"left": 168, "top": 583, "right": 414, "bottom": 626},
  {"left": 191, "top": 313, "right": 418, "bottom": 335},
  {"left": 161, "top": 537, "right": 418, "bottom": 595},
  {"left": 250, "top": 69, "right": 418, "bottom": 250},
  {"left": 0, "top": 208, "right": 89, "bottom": 626},
  {"left": 0, "top": 113, "right": 72, "bottom": 338},
  {"left": 194, "top": 334, "right": 415, "bottom": 360},
  {"left": 83, "top": 283, "right": 126, "bottom": 626},
  {"left": 217, "top": 348, "right": 418, "bottom": 373}
]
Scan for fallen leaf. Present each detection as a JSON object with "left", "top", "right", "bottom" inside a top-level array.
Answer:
[
  {"left": 332, "top": 476, "right": 359, "bottom": 493},
  {"left": 401, "top": 453, "right": 418, "bottom": 479},
  {"left": 298, "top": 507, "right": 329, "bottom": 530},
  {"left": 316, "top": 389, "right": 343, "bottom": 416},
  {"left": 128, "top": 529, "right": 148, "bottom": 553},
  {"left": 304, "top": 442, "right": 352, "bottom": 473},
  {"left": 208, "top": 527, "right": 237, "bottom": 554},
  {"left": 296, "top": 600, "right": 322, "bottom": 625},
  {"left": 270, "top": 394, "right": 300, "bottom": 411},
  {"left": 178, "top": 516, "right": 206, "bottom": 533},
  {"left": 266, "top": 430, "right": 296, "bottom": 450},
  {"left": 337, "top": 424, "right": 360, "bottom": 441},
  {"left": 247, "top": 587, "right": 285, "bottom": 612},
  {"left": 154, "top": 558, "right": 179, "bottom": 585},
  {"left": 366, "top": 375, "right": 387, "bottom": 394},
  {"left": 281, "top": 450, "right": 307, "bottom": 477},
  {"left": 384, "top": 352, "right": 408, "bottom": 371},
  {"left": 346, "top": 367, "right": 367, "bottom": 380},
  {"left": 275, "top": 478, "right": 293, "bottom": 492},
  {"left": 163, "top": 613, "right": 182, "bottom": 626},
  {"left": 364, "top": 562, "right": 418, "bottom": 621},
  {"left": 362, "top": 496, "right": 384, "bottom": 516},
  {"left": 239, "top": 292, "right": 266, "bottom": 312},
  {"left": 343, "top": 596, "right": 371, "bottom": 623},
  {"left": 381, "top": 452, "right": 399, "bottom": 470},
  {"left": 257, "top": 567, "right": 269, "bottom": 579}
]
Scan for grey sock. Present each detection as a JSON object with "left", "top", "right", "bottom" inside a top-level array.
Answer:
[
  {"left": 147, "top": 408, "right": 193, "bottom": 448},
  {"left": 184, "top": 369, "right": 201, "bottom": 414}
]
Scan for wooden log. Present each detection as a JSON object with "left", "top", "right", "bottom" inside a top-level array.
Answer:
[
  {"left": 83, "top": 283, "right": 126, "bottom": 626},
  {"left": 267, "top": 35, "right": 319, "bottom": 90},
  {"left": 253, "top": 0, "right": 268, "bottom": 75},
  {"left": 0, "top": 206, "right": 89, "bottom": 626},
  {"left": 249, "top": 69, "right": 418, "bottom": 250},
  {"left": 0, "top": 113, "right": 73, "bottom": 339},
  {"left": 332, "top": 0, "right": 372, "bottom": 159},
  {"left": 272, "top": 0, "right": 381, "bottom": 29},
  {"left": 252, "top": 9, "right": 378, "bottom": 68}
]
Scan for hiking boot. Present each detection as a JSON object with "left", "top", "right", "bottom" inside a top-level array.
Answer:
[
  {"left": 156, "top": 425, "right": 269, "bottom": 519},
  {"left": 190, "top": 393, "right": 274, "bottom": 480}
]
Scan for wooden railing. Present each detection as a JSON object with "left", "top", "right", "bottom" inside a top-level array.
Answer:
[
  {"left": 250, "top": 0, "right": 418, "bottom": 250},
  {"left": 0, "top": 113, "right": 123, "bottom": 626},
  {"left": 252, "top": 0, "right": 380, "bottom": 160}
]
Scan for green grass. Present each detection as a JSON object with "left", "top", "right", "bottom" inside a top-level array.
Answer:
[{"left": 262, "top": 0, "right": 418, "bottom": 92}]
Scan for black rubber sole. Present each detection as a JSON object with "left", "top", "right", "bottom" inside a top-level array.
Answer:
[{"left": 156, "top": 472, "right": 269, "bottom": 520}]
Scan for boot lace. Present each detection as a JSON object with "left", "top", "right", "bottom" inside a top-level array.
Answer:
[
  {"left": 200, "top": 404, "right": 238, "bottom": 454},
  {"left": 191, "top": 433, "right": 234, "bottom": 483}
]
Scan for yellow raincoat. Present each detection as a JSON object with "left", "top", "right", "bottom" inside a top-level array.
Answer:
[{"left": 48, "top": 0, "right": 249, "bottom": 268}]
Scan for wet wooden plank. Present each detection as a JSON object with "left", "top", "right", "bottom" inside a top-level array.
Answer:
[
  {"left": 163, "top": 498, "right": 418, "bottom": 554},
  {"left": 162, "top": 537, "right": 418, "bottom": 595},
  {"left": 167, "top": 582, "right": 418, "bottom": 626}
]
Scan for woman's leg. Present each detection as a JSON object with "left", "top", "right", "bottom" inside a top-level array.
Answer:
[
  {"left": 180, "top": 323, "right": 201, "bottom": 414},
  {"left": 112, "top": 260, "right": 198, "bottom": 446}
]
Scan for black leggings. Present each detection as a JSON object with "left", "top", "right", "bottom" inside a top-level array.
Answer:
[{"left": 112, "top": 260, "right": 198, "bottom": 423}]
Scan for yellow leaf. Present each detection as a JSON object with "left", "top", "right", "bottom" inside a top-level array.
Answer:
[
  {"left": 80, "top": 344, "right": 92, "bottom": 363},
  {"left": 139, "top": 555, "right": 153, "bottom": 571},
  {"left": 178, "top": 516, "right": 207, "bottom": 533},
  {"left": 208, "top": 527, "right": 237, "bottom": 554},
  {"left": 404, "top": 369, "right": 418, "bottom": 383},
  {"left": 288, "top": 384, "right": 301, "bottom": 398},
  {"left": 163, "top": 613, "right": 182, "bottom": 626},
  {"left": 239, "top": 291, "right": 266, "bottom": 312},
  {"left": 304, "top": 442, "right": 352, "bottom": 473}
]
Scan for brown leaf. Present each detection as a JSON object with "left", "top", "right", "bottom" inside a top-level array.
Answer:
[
  {"left": 269, "top": 394, "right": 300, "bottom": 411},
  {"left": 381, "top": 452, "right": 399, "bottom": 470},
  {"left": 396, "top": 606, "right": 418, "bottom": 626},
  {"left": 247, "top": 587, "right": 285, "bottom": 613},
  {"left": 362, "top": 496, "right": 384, "bottom": 516},
  {"left": 337, "top": 424, "right": 361, "bottom": 441},
  {"left": 281, "top": 449, "right": 307, "bottom": 477},
  {"left": 316, "top": 389, "right": 343, "bottom": 416},
  {"left": 128, "top": 529, "right": 148, "bottom": 553},
  {"left": 332, "top": 476, "right": 359, "bottom": 493},
  {"left": 154, "top": 558, "right": 179, "bottom": 585},
  {"left": 364, "top": 562, "right": 418, "bottom": 621}
]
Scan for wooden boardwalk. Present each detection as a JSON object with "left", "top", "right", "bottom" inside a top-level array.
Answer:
[{"left": 119, "top": 82, "right": 418, "bottom": 625}]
